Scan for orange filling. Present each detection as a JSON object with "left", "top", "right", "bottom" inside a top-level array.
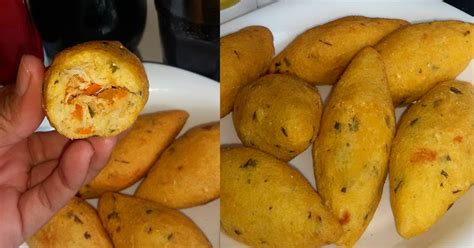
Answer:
[
  {"left": 97, "top": 87, "right": 128, "bottom": 101},
  {"left": 72, "top": 104, "right": 83, "bottom": 121},
  {"left": 66, "top": 75, "right": 130, "bottom": 136},
  {"left": 76, "top": 127, "right": 93, "bottom": 135},
  {"left": 83, "top": 83, "right": 102, "bottom": 95}
]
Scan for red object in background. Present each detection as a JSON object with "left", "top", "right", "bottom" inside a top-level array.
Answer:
[{"left": 0, "top": 0, "right": 43, "bottom": 85}]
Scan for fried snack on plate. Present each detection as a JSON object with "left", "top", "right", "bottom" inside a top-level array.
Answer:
[
  {"left": 233, "top": 74, "right": 322, "bottom": 161},
  {"left": 375, "top": 20, "right": 474, "bottom": 106},
  {"left": 98, "top": 192, "right": 211, "bottom": 248},
  {"left": 220, "top": 26, "right": 274, "bottom": 118},
  {"left": 390, "top": 80, "right": 473, "bottom": 238},
  {"left": 221, "top": 146, "right": 343, "bottom": 248},
  {"left": 135, "top": 122, "right": 220, "bottom": 208},
  {"left": 313, "top": 47, "right": 395, "bottom": 246},
  {"left": 79, "top": 110, "right": 189, "bottom": 199},
  {"left": 43, "top": 40, "right": 149, "bottom": 139},
  {"left": 268, "top": 16, "right": 408, "bottom": 85},
  {"left": 27, "top": 197, "right": 112, "bottom": 248}
]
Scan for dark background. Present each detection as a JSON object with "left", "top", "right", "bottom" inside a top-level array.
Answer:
[{"left": 444, "top": 0, "right": 474, "bottom": 16}]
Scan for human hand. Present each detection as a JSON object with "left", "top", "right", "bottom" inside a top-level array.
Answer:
[{"left": 0, "top": 55, "right": 118, "bottom": 247}]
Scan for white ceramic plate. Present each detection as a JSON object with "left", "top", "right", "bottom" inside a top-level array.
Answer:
[
  {"left": 220, "top": 2, "right": 474, "bottom": 247},
  {"left": 23, "top": 63, "right": 220, "bottom": 247}
]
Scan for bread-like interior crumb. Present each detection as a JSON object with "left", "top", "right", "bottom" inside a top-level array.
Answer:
[{"left": 49, "top": 61, "right": 142, "bottom": 137}]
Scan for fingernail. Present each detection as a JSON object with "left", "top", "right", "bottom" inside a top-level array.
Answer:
[{"left": 15, "top": 55, "right": 32, "bottom": 96}]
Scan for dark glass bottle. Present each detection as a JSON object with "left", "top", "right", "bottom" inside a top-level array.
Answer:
[
  {"left": 155, "top": 0, "right": 219, "bottom": 81},
  {"left": 27, "top": 0, "right": 146, "bottom": 59}
]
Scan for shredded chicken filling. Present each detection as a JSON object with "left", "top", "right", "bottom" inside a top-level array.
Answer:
[{"left": 63, "top": 74, "right": 130, "bottom": 134}]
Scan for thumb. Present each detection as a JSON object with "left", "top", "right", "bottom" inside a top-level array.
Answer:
[{"left": 0, "top": 55, "right": 45, "bottom": 148}]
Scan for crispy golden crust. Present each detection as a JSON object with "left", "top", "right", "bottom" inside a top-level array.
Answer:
[
  {"left": 44, "top": 40, "right": 149, "bottom": 139},
  {"left": 389, "top": 81, "right": 474, "bottom": 238},
  {"left": 233, "top": 74, "right": 322, "bottom": 161},
  {"left": 375, "top": 21, "right": 474, "bottom": 106},
  {"left": 98, "top": 193, "right": 211, "bottom": 248},
  {"left": 268, "top": 16, "right": 408, "bottom": 85},
  {"left": 78, "top": 110, "right": 189, "bottom": 199},
  {"left": 221, "top": 146, "right": 343, "bottom": 248},
  {"left": 135, "top": 122, "right": 220, "bottom": 208},
  {"left": 27, "top": 197, "right": 113, "bottom": 248},
  {"left": 313, "top": 47, "right": 395, "bottom": 246},
  {"left": 220, "top": 26, "right": 275, "bottom": 118}
]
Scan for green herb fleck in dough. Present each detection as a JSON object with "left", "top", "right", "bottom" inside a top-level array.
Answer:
[
  {"left": 168, "top": 233, "right": 174, "bottom": 240},
  {"left": 443, "top": 155, "right": 451, "bottom": 162},
  {"left": 88, "top": 105, "right": 95, "bottom": 118},
  {"left": 114, "top": 159, "right": 130, "bottom": 164},
  {"left": 240, "top": 159, "right": 257, "bottom": 168},
  {"left": 73, "top": 215, "right": 83, "bottom": 224},
  {"left": 318, "top": 39, "right": 333, "bottom": 46},
  {"left": 281, "top": 127, "right": 288, "bottom": 137},
  {"left": 341, "top": 187, "right": 347, "bottom": 193},
  {"left": 233, "top": 50, "right": 240, "bottom": 59},
  {"left": 334, "top": 122, "right": 341, "bottom": 131},
  {"left": 394, "top": 180, "right": 403, "bottom": 193},
  {"left": 349, "top": 116, "right": 359, "bottom": 132},
  {"left": 110, "top": 63, "right": 119, "bottom": 73},
  {"left": 441, "top": 170, "right": 448, "bottom": 178},
  {"left": 409, "top": 118, "right": 418, "bottom": 126},
  {"left": 107, "top": 211, "right": 119, "bottom": 220},
  {"left": 447, "top": 203, "right": 454, "bottom": 210},
  {"left": 54, "top": 80, "right": 59, "bottom": 85},
  {"left": 433, "top": 99, "right": 442, "bottom": 108},
  {"left": 449, "top": 87, "right": 463, "bottom": 95}
]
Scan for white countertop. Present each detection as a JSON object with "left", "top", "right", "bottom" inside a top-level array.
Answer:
[{"left": 137, "top": 0, "right": 163, "bottom": 63}]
